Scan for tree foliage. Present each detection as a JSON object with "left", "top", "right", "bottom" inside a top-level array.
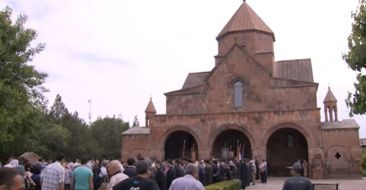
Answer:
[
  {"left": 90, "top": 117, "right": 130, "bottom": 159},
  {"left": 343, "top": 0, "right": 366, "bottom": 115},
  {"left": 0, "top": 7, "right": 131, "bottom": 161},
  {"left": 0, "top": 6, "right": 47, "bottom": 156}
]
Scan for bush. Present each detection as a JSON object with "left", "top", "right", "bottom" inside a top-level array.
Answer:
[{"left": 205, "top": 180, "right": 241, "bottom": 190}]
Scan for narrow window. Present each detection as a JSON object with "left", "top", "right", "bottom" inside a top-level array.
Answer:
[
  {"left": 288, "top": 134, "right": 294, "bottom": 148},
  {"left": 234, "top": 81, "right": 243, "bottom": 108}
]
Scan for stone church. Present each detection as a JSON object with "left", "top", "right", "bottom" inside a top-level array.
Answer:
[{"left": 122, "top": 1, "right": 362, "bottom": 178}]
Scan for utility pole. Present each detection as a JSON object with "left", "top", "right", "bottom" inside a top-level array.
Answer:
[{"left": 88, "top": 99, "right": 92, "bottom": 125}]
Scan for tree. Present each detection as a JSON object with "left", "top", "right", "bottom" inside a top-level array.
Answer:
[
  {"left": 61, "top": 112, "right": 93, "bottom": 160},
  {"left": 47, "top": 94, "right": 69, "bottom": 124},
  {"left": 343, "top": 0, "right": 366, "bottom": 115},
  {"left": 0, "top": 6, "right": 47, "bottom": 159},
  {"left": 90, "top": 116, "right": 129, "bottom": 159}
]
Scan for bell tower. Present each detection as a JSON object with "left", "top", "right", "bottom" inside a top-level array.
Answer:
[
  {"left": 145, "top": 97, "right": 156, "bottom": 127},
  {"left": 323, "top": 87, "right": 338, "bottom": 122},
  {"left": 215, "top": 0, "right": 275, "bottom": 74}
]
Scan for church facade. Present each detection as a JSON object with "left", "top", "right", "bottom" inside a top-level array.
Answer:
[{"left": 122, "top": 2, "right": 362, "bottom": 179}]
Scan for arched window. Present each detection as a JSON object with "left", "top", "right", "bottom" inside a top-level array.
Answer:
[{"left": 234, "top": 81, "right": 244, "bottom": 108}]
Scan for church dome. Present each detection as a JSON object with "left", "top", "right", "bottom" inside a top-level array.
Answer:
[{"left": 217, "top": 1, "right": 274, "bottom": 40}]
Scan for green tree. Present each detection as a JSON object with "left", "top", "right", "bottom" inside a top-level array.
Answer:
[
  {"left": 0, "top": 6, "right": 47, "bottom": 159},
  {"left": 47, "top": 95, "right": 93, "bottom": 160},
  {"left": 343, "top": 0, "right": 366, "bottom": 115},
  {"left": 62, "top": 112, "right": 94, "bottom": 160},
  {"left": 90, "top": 116, "right": 129, "bottom": 159},
  {"left": 47, "top": 94, "right": 69, "bottom": 124}
]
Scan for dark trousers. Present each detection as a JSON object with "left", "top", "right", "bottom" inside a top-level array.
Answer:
[
  {"left": 64, "top": 184, "right": 70, "bottom": 190},
  {"left": 260, "top": 171, "right": 267, "bottom": 183}
]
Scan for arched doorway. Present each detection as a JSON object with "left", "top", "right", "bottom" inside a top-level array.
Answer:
[
  {"left": 164, "top": 131, "right": 198, "bottom": 161},
  {"left": 266, "top": 128, "right": 308, "bottom": 176},
  {"left": 212, "top": 129, "right": 252, "bottom": 160}
]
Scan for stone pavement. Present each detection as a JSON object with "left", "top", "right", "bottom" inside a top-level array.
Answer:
[{"left": 245, "top": 177, "right": 366, "bottom": 190}]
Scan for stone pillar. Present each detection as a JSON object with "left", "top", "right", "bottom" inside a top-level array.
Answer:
[
  {"left": 334, "top": 107, "right": 338, "bottom": 121},
  {"left": 252, "top": 148, "right": 266, "bottom": 161}
]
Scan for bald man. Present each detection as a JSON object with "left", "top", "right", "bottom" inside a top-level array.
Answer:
[{"left": 106, "top": 160, "right": 128, "bottom": 190}]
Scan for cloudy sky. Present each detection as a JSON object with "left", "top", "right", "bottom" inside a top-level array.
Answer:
[{"left": 1, "top": 0, "right": 365, "bottom": 137}]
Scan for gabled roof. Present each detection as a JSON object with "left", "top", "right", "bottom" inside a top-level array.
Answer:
[
  {"left": 182, "top": 72, "right": 210, "bottom": 89},
  {"left": 324, "top": 87, "right": 337, "bottom": 102},
  {"left": 122, "top": 127, "right": 150, "bottom": 135},
  {"left": 145, "top": 98, "right": 156, "bottom": 113},
  {"left": 217, "top": 1, "right": 274, "bottom": 40},
  {"left": 274, "top": 59, "right": 314, "bottom": 82},
  {"left": 206, "top": 43, "right": 271, "bottom": 81},
  {"left": 360, "top": 138, "right": 366, "bottom": 147},
  {"left": 321, "top": 119, "right": 359, "bottom": 129}
]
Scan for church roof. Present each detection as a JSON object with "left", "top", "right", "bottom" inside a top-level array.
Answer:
[
  {"left": 360, "top": 138, "right": 366, "bottom": 147},
  {"left": 323, "top": 87, "right": 337, "bottom": 102},
  {"left": 217, "top": 1, "right": 274, "bottom": 40},
  {"left": 122, "top": 127, "right": 150, "bottom": 135},
  {"left": 182, "top": 72, "right": 210, "bottom": 89},
  {"left": 145, "top": 98, "right": 156, "bottom": 113},
  {"left": 321, "top": 119, "right": 359, "bottom": 129},
  {"left": 274, "top": 59, "right": 314, "bottom": 82}
]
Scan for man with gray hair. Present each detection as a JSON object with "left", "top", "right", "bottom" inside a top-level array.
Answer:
[{"left": 169, "top": 163, "right": 204, "bottom": 190}]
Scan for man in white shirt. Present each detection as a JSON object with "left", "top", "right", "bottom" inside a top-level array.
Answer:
[
  {"left": 106, "top": 160, "right": 128, "bottom": 190},
  {"left": 169, "top": 163, "right": 204, "bottom": 190},
  {"left": 41, "top": 154, "right": 65, "bottom": 190}
]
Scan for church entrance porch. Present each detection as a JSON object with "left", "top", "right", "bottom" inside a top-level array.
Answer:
[
  {"left": 266, "top": 128, "right": 308, "bottom": 176},
  {"left": 164, "top": 131, "right": 198, "bottom": 161},
  {"left": 212, "top": 129, "right": 252, "bottom": 160}
]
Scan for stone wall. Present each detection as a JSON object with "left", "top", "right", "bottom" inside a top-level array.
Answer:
[
  {"left": 321, "top": 127, "right": 362, "bottom": 178},
  {"left": 166, "top": 45, "right": 318, "bottom": 115}
]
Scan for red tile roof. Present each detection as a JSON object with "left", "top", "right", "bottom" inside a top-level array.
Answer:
[{"left": 145, "top": 98, "right": 156, "bottom": 113}]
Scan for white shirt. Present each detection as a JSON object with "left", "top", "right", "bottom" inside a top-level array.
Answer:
[
  {"left": 41, "top": 161, "right": 65, "bottom": 190},
  {"left": 169, "top": 174, "right": 204, "bottom": 190},
  {"left": 107, "top": 172, "right": 128, "bottom": 190}
]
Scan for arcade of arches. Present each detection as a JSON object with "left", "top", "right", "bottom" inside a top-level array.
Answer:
[{"left": 163, "top": 128, "right": 309, "bottom": 177}]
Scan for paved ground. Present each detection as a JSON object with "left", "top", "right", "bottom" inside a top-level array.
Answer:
[{"left": 245, "top": 177, "right": 366, "bottom": 190}]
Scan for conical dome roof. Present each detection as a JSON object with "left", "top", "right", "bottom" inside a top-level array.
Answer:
[
  {"left": 323, "top": 87, "right": 337, "bottom": 102},
  {"left": 145, "top": 98, "right": 156, "bottom": 113},
  {"left": 217, "top": 1, "right": 274, "bottom": 40}
]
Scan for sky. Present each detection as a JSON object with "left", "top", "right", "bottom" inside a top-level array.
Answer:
[{"left": 1, "top": 0, "right": 365, "bottom": 138}]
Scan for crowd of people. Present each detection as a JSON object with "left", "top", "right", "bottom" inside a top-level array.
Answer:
[
  {"left": 0, "top": 153, "right": 315, "bottom": 190},
  {"left": 0, "top": 154, "right": 272, "bottom": 190}
]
